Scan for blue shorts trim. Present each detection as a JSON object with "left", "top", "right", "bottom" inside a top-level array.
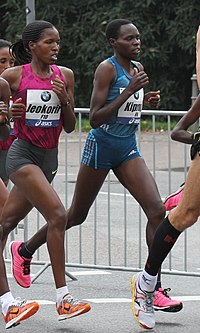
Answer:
[{"left": 81, "top": 128, "right": 141, "bottom": 170}]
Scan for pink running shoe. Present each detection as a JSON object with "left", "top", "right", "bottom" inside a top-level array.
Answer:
[
  {"left": 9, "top": 241, "right": 32, "bottom": 288},
  {"left": 164, "top": 184, "right": 184, "bottom": 211},
  {"left": 154, "top": 288, "right": 183, "bottom": 312}
]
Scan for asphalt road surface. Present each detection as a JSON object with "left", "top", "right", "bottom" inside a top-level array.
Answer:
[{"left": 0, "top": 265, "right": 200, "bottom": 332}]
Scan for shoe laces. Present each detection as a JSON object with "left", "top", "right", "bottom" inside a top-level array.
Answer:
[
  {"left": 9, "top": 298, "right": 26, "bottom": 309},
  {"left": 62, "top": 294, "right": 81, "bottom": 306},
  {"left": 22, "top": 259, "right": 31, "bottom": 275},
  {"left": 158, "top": 288, "right": 171, "bottom": 299},
  {"left": 144, "top": 292, "right": 154, "bottom": 312}
]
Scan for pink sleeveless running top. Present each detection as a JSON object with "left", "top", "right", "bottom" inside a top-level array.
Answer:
[{"left": 13, "top": 64, "right": 65, "bottom": 149}]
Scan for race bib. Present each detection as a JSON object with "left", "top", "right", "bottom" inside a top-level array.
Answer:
[
  {"left": 117, "top": 88, "right": 144, "bottom": 125},
  {"left": 25, "top": 90, "right": 62, "bottom": 128}
]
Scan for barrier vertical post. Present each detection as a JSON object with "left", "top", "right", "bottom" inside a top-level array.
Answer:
[{"left": 26, "top": 0, "right": 35, "bottom": 24}]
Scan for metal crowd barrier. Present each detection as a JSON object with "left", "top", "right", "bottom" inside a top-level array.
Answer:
[{"left": 4, "top": 74, "right": 200, "bottom": 281}]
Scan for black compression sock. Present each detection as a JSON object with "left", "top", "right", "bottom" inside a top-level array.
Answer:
[
  {"left": 145, "top": 216, "right": 181, "bottom": 276},
  {"left": 18, "top": 242, "right": 34, "bottom": 259},
  {"left": 155, "top": 281, "right": 161, "bottom": 290}
]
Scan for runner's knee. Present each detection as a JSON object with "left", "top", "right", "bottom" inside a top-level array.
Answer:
[
  {"left": 0, "top": 216, "right": 19, "bottom": 238},
  {"left": 66, "top": 208, "right": 88, "bottom": 229},
  {"left": 148, "top": 202, "right": 166, "bottom": 224},
  {"left": 48, "top": 209, "right": 68, "bottom": 231},
  {"left": 170, "top": 205, "right": 199, "bottom": 231}
]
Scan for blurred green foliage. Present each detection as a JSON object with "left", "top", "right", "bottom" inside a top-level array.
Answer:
[{"left": 0, "top": 0, "right": 199, "bottom": 110}]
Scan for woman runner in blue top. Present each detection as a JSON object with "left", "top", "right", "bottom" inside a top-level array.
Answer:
[{"left": 6, "top": 19, "right": 181, "bottom": 319}]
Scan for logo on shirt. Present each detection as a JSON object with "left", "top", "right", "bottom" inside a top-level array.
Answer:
[
  {"left": 134, "top": 91, "right": 139, "bottom": 100},
  {"left": 41, "top": 91, "right": 51, "bottom": 102}
]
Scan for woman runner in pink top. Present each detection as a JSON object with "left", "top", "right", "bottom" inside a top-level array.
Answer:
[{"left": 0, "top": 20, "right": 90, "bottom": 329}]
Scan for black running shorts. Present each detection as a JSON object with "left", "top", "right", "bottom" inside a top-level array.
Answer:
[{"left": 6, "top": 138, "right": 58, "bottom": 183}]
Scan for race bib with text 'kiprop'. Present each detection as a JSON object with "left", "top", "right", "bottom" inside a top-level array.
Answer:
[{"left": 116, "top": 88, "right": 144, "bottom": 125}]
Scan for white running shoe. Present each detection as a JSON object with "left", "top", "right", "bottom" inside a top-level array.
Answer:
[{"left": 131, "top": 272, "right": 155, "bottom": 329}]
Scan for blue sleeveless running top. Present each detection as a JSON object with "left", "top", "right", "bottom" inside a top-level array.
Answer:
[{"left": 98, "top": 55, "right": 144, "bottom": 137}]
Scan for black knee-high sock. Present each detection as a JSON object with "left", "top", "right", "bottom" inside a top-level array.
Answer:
[{"left": 145, "top": 216, "right": 181, "bottom": 276}]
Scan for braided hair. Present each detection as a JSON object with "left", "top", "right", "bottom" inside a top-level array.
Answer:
[{"left": 10, "top": 20, "right": 54, "bottom": 64}]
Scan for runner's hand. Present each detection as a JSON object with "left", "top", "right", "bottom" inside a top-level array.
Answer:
[
  {"left": 144, "top": 91, "right": 160, "bottom": 109},
  {"left": 0, "top": 101, "right": 9, "bottom": 123},
  {"left": 10, "top": 98, "right": 25, "bottom": 119},
  {"left": 51, "top": 75, "right": 70, "bottom": 105},
  {"left": 127, "top": 69, "right": 149, "bottom": 94}
]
